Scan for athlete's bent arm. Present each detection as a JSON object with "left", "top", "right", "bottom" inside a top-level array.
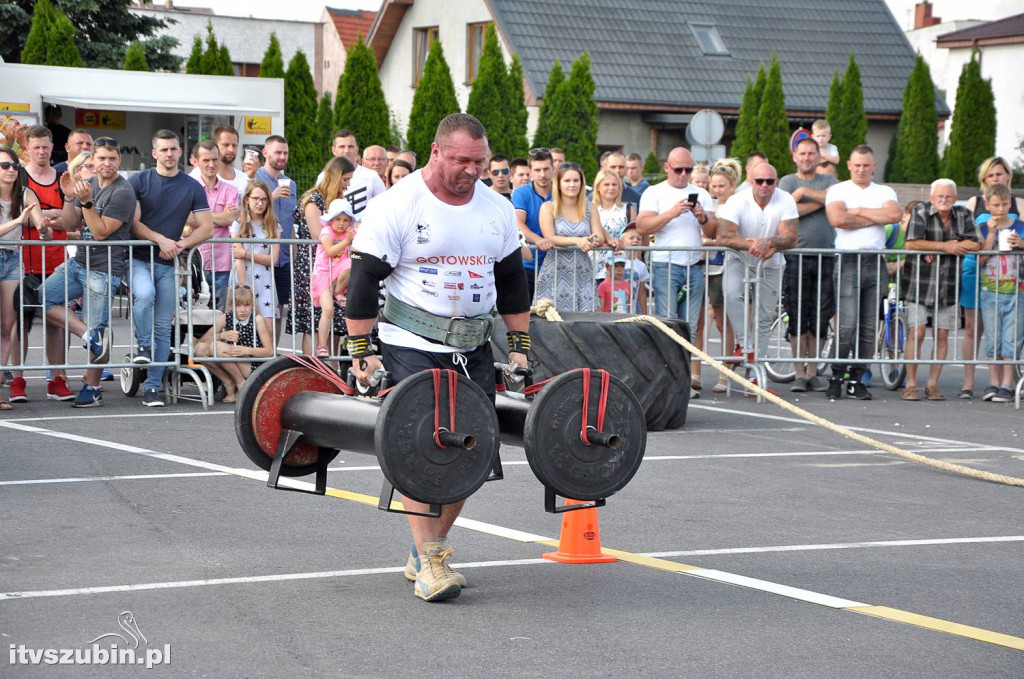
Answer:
[{"left": 345, "top": 251, "right": 393, "bottom": 384}]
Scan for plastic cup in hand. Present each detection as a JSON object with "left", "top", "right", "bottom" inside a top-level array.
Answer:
[{"left": 998, "top": 229, "right": 1012, "bottom": 252}]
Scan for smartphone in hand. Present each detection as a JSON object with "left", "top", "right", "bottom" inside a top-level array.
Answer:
[{"left": 688, "top": 193, "right": 699, "bottom": 206}]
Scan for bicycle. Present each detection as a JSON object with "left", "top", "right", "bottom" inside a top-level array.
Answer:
[
  {"left": 874, "top": 284, "right": 907, "bottom": 390},
  {"left": 764, "top": 310, "right": 834, "bottom": 383}
]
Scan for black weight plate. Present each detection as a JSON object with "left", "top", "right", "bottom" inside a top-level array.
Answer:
[
  {"left": 524, "top": 370, "right": 646, "bottom": 500},
  {"left": 376, "top": 370, "right": 500, "bottom": 505}
]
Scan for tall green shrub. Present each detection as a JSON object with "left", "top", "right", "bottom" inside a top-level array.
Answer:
[
  {"left": 756, "top": 55, "right": 792, "bottom": 175},
  {"left": 334, "top": 35, "right": 392, "bottom": 148},
  {"left": 185, "top": 34, "right": 203, "bottom": 74},
  {"left": 506, "top": 55, "right": 530, "bottom": 158},
  {"left": 21, "top": 0, "right": 81, "bottom": 67},
  {"left": 531, "top": 61, "right": 565, "bottom": 149},
  {"left": 825, "top": 69, "right": 843, "bottom": 137},
  {"left": 47, "top": 12, "right": 83, "bottom": 67},
  {"left": 833, "top": 54, "right": 867, "bottom": 179},
  {"left": 546, "top": 52, "right": 600, "bottom": 182},
  {"left": 316, "top": 92, "right": 335, "bottom": 167},
  {"left": 260, "top": 33, "right": 285, "bottom": 79},
  {"left": 284, "top": 49, "right": 319, "bottom": 178},
  {"left": 123, "top": 41, "right": 150, "bottom": 71},
  {"left": 466, "top": 24, "right": 510, "bottom": 154},
  {"left": 942, "top": 47, "right": 997, "bottom": 186},
  {"left": 731, "top": 63, "right": 765, "bottom": 163},
  {"left": 887, "top": 54, "right": 940, "bottom": 183},
  {"left": 406, "top": 39, "right": 460, "bottom": 165}
]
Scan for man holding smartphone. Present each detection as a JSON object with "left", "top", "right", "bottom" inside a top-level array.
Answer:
[{"left": 636, "top": 146, "right": 717, "bottom": 323}]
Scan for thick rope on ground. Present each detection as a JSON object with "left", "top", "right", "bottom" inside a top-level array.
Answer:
[{"left": 529, "top": 299, "right": 1024, "bottom": 488}]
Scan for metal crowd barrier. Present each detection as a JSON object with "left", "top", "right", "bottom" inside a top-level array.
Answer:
[{"left": 4, "top": 237, "right": 1024, "bottom": 409}]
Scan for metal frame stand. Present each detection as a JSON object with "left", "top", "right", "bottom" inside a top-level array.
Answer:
[
  {"left": 267, "top": 429, "right": 331, "bottom": 496},
  {"left": 544, "top": 487, "right": 606, "bottom": 514}
]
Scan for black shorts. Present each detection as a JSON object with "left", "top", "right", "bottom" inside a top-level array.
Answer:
[
  {"left": 12, "top": 273, "right": 44, "bottom": 331},
  {"left": 380, "top": 341, "right": 495, "bottom": 403},
  {"left": 783, "top": 254, "right": 835, "bottom": 338}
]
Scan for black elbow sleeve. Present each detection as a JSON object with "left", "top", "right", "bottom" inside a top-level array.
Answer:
[
  {"left": 345, "top": 251, "right": 392, "bottom": 320},
  {"left": 494, "top": 249, "right": 531, "bottom": 315}
]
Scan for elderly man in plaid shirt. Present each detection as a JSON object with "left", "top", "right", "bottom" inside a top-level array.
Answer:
[{"left": 901, "top": 178, "right": 981, "bottom": 401}]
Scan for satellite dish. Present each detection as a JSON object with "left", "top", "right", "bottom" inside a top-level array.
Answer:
[{"left": 688, "top": 109, "right": 725, "bottom": 146}]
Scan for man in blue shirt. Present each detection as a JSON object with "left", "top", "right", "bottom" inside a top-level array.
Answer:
[
  {"left": 626, "top": 153, "right": 651, "bottom": 195},
  {"left": 129, "top": 130, "right": 212, "bottom": 407},
  {"left": 511, "top": 148, "right": 554, "bottom": 300},
  {"left": 254, "top": 135, "right": 296, "bottom": 337}
]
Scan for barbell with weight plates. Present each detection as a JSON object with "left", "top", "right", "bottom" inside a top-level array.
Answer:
[{"left": 234, "top": 356, "right": 646, "bottom": 512}]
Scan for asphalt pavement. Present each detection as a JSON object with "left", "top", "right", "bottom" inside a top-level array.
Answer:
[{"left": 2, "top": 345, "right": 1023, "bottom": 678}]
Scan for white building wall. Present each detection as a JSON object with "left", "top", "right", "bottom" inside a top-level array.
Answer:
[
  {"left": 377, "top": 0, "right": 499, "bottom": 139},
  {"left": 130, "top": 8, "right": 334, "bottom": 92}
]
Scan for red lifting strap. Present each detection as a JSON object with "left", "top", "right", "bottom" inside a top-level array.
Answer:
[
  {"left": 431, "top": 369, "right": 458, "bottom": 449},
  {"left": 580, "top": 368, "right": 610, "bottom": 446},
  {"left": 286, "top": 354, "right": 356, "bottom": 395}
]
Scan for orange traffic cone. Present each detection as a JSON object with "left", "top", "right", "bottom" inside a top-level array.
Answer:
[{"left": 542, "top": 499, "right": 617, "bottom": 564}]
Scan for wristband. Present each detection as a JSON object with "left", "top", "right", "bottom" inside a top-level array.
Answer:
[
  {"left": 507, "top": 330, "right": 531, "bottom": 356},
  {"left": 346, "top": 334, "right": 376, "bottom": 358}
]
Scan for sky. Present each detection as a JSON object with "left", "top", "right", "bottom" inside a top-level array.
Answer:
[{"left": 188, "top": 0, "right": 1020, "bottom": 24}]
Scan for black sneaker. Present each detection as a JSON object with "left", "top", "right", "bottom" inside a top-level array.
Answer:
[
  {"left": 848, "top": 382, "right": 872, "bottom": 400},
  {"left": 826, "top": 377, "right": 843, "bottom": 399},
  {"left": 132, "top": 347, "right": 152, "bottom": 365},
  {"left": 142, "top": 388, "right": 164, "bottom": 407}
]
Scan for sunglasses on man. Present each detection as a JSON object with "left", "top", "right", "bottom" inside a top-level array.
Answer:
[
  {"left": 490, "top": 168, "right": 510, "bottom": 176},
  {"left": 753, "top": 178, "right": 776, "bottom": 186}
]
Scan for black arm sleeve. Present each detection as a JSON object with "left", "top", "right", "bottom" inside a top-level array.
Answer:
[
  {"left": 345, "top": 251, "right": 393, "bottom": 320},
  {"left": 494, "top": 248, "right": 531, "bottom": 315}
]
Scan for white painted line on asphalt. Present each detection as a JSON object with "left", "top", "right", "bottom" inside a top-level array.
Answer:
[
  {"left": 689, "top": 403, "right": 1024, "bottom": 454},
  {"left": 646, "top": 535, "right": 1024, "bottom": 558},
  {"left": 0, "top": 472, "right": 226, "bottom": 486},
  {"left": 684, "top": 569, "right": 868, "bottom": 608},
  {"left": 453, "top": 518, "right": 551, "bottom": 543},
  {"left": 0, "top": 558, "right": 551, "bottom": 602},
  {"left": 3, "top": 411, "right": 232, "bottom": 423}
]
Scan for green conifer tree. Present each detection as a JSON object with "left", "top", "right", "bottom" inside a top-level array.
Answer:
[
  {"left": 20, "top": 0, "right": 55, "bottom": 65},
  {"left": 546, "top": 52, "right": 600, "bottom": 182},
  {"left": 260, "top": 33, "right": 285, "bottom": 79},
  {"left": 185, "top": 34, "right": 203, "bottom": 74},
  {"left": 284, "top": 49, "right": 319, "bottom": 178},
  {"left": 834, "top": 54, "right": 867, "bottom": 180},
  {"left": 217, "top": 44, "right": 233, "bottom": 76},
  {"left": 756, "top": 55, "right": 793, "bottom": 176},
  {"left": 531, "top": 61, "right": 565, "bottom": 149},
  {"left": 466, "top": 24, "right": 510, "bottom": 155},
  {"left": 316, "top": 91, "right": 334, "bottom": 168},
  {"left": 643, "top": 151, "right": 661, "bottom": 175},
  {"left": 123, "top": 41, "right": 150, "bottom": 71},
  {"left": 334, "top": 35, "right": 393, "bottom": 148},
  {"left": 731, "top": 63, "right": 765, "bottom": 162},
  {"left": 942, "top": 47, "right": 997, "bottom": 186},
  {"left": 888, "top": 54, "right": 940, "bottom": 183},
  {"left": 407, "top": 39, "right": 460, "bottom": 165},
  {"left": 506, "top": 55, "right": 530, "bottom": 158},
  {"left": 199, "top": 23, "right": 220, "bottom": 75},
  {"left": 825, "top": 69, "right": 843, "bottom": 137},
  {"left": 47, "top": 12, "right": 83, "bottom": 67}
]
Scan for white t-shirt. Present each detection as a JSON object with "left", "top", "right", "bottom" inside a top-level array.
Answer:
[
  {"left": 825, "top": 181, "right": 899, "bottom": 251},
  {"left": 188, "top": 166, "right": 249, "bottom": 197},
  {"left": 637, "top": 181, "right": 714, "bottom": 266},
  {"left": 316, "top": 164, "right": 386, "bottom": 218},
  {"left": 352, "top": 170, "right": 521, "bottom": 353},
  {"left": 717, "top": 188, "right": 799, "bottom": 268}
]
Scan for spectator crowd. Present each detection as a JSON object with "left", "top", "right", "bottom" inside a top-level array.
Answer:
[{"left": 1, "top": 115, "right": 1021, "bottom": 410}]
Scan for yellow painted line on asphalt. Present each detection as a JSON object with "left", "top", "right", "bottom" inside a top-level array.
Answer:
[{"left": 848, "top": 606, "right": 1024, "bottom": 652}]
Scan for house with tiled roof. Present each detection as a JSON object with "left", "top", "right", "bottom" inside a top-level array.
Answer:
[
  {"left": 369, "top": 0, "right": 943, "bottom": 171},
  {"left": 321, "top": 7, "right": 380, "bottom": 96}
]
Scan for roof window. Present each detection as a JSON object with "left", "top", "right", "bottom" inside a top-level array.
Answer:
[{"left": 689, "top": 23, "right": 729, "bottom": 56}]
